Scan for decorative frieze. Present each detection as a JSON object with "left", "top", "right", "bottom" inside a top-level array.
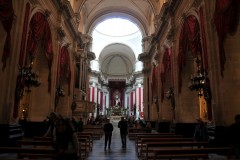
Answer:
[{"left": 53, "top": 0, "right": 83, "bottom": 46}]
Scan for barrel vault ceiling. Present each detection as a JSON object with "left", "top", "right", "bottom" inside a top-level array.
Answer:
[{"left": 76, "top": 0, "right": 159, "bottom": 78}]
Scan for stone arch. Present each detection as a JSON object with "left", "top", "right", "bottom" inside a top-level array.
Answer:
[
  {"left": 20, "top": 11, "right": 54, "bottom": 121},
  {"left": 177, "top": 14, "right": 203, "bottom": 122},
  {"left": 87, "top": 12, "right": 147, "bottom": 38}
]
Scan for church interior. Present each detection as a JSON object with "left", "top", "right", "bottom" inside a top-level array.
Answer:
[{"left": 0, "top": 0, "right": 240, "bottom": 159}]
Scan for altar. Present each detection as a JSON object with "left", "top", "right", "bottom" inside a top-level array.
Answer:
[{"left": 110, "top": 116, "right": 122, "bottom": 122}]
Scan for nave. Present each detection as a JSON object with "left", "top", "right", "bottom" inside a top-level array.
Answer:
[
  {"left": 0, "top": 121, "right": 230, "bottom": 160},
  {"left": 86, "top": 121, "right": 138, "bottom": 160}
]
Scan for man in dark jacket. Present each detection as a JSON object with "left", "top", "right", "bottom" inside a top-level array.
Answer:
[
  {"left": 118, "top": 117, "right": 128, "bottom": 148},
  {"left": 103, "top": 119, "right": 113, "bottom": 150}
]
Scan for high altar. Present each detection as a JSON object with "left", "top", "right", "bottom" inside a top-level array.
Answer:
[{"left": 107, "top": 105, "right": 125, "bottom": 122}]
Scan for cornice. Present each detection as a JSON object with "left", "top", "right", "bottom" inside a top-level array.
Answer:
[
  {"left": 90, "top": 70, "right": 100, "bottom": 77},
  {"left": 53, "top": 0, "right": 83, "bottom": 46},
  {"left": 142, "top": 68, "right": 150, "bottom": 74},
  {"left": 87, "top": 51, "right": 96, "bottom": 61},
  {"left": 145, "top": 0, "right": 180, "bottom": 56},
  {"left": 138, "top": 52, "right": 150, "bottom": 62}
]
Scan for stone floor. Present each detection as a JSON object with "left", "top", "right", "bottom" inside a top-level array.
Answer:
[
  {"left": 0, "top": 121, "right": 229, "bottom": 160},
  {"left": 86, "top": 121, "right": 139, "bottom": 160}
]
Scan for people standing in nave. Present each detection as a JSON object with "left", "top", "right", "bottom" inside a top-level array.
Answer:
[
  {"left": 118, "top": 117, "right": 128, "bottom": 148},
  {"left": 103, "top": 118, "right": 113, "bottom": 150}
]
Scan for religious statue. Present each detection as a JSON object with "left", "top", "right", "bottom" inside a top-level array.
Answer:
[{"left": 115, "top": 94, "right": 119, "bottom": 107}]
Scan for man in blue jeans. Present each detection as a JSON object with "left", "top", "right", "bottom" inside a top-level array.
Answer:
[{"left": 118, "top": 117, "right": 128, "bottom": 148}]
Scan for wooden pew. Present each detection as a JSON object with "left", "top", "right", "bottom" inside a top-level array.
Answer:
[
  {"left": 33, "top": 136, "right": 52, "bottom": 141},
  {"left": 143, "top": 141, "right": 210, "bottom": 160},
  {"left": 135, "top": 134, "right": 183, "bottom": 146},
  {"left": 18, "top": 137, "right": 84, "bottom": 159},
  {"left": 152, "top": 147, "right": 233, "bottom": 160},
  {"left": 0, "top": 146, "right": 57, "bottom": 159},
  {"left": 82, "top": 126, "right": 103, "bottom": 139},
  {"left": 128, "top": 127, "right": 152, "bottom": 133},
  {"left": 129, "top": 132, "right": 175, "bottom": 141},
  {"left": 77, "top": 137, "right": 89, "bottom": 159},
  {"left": 136, "top": 137, "right": 195, "bottom": 156},
  {"left": 17, "top": 139, "right": 53, "bottom": 147},
  {"left": 77, "top": 132, "right": 93, "bottom": 151}
]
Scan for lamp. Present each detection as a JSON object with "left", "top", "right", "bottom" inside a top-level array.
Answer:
[
  {"left": 153, "top": 96, "right": 158, "bottom": 104},
  {"left": 18, "top": 60, "right": 41, "bottom": 94},
  {"left": 166, "top": 87, "right": 175, "bottom": 110},
  {"left": 166, "top": 87, "right": 174, "bottom": 99},
  {"left": 188, "top": 56, "right": 209, "bottom": 98},
  {"left": 55, "top": 86, "right": 65, "bottom": 108},
  {"left": 56, "top": 86, "right": 65, "bottom": 97}
]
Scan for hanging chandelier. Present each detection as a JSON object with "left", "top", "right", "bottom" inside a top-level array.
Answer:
[
  {"left": 19, "top": 62, "right": 41, "bottom": 93},
  {"left": 166, "top": 87, "right": 174, "bottom": 99},
  {"left": 56, "top": 86, "right": 65, "bottom": 97},
  {"left": 188, "top": 56, "right": 208, "bottom": 97}
]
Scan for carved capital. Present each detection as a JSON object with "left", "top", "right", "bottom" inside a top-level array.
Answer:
[
  {"left": 80, "top": 33, "right": 92, "bottom": 44},
  {"left": 29, "top": 0, "right": 39, "bottom": 6},
  {"left": 182, "top": 13, "right": 187, "bottom": 20},
  {"left": 154, "top": 14, "right": 161, "bottom": 29},
  {"left": 192, "top": 0, "right": 202, "bottom": 8},
  {"left": 57, "top": 26, "right": 65, "bottom": 39},
  {"left": 167, "top": 28, "right": 174, "bottom": 42},
  {"left": 44, "top": 10, "right": 51, "bottom": 18}
]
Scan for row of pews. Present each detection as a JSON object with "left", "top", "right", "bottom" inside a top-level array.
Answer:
[
  {"left": 128, "top": 130, "right": 234, "bottom": 160},
  {"left": 0, "top": 125, "right": 104, "bottom": 160}
]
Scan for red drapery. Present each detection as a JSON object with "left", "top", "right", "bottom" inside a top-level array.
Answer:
[
  {"left": 214, "top": 0, "right": 240, "bottom": 76},
  {"left": 199, "top": 7, "right": 209, "bottom": 70},
  {"left": 169, "top": 47, "right": 174, "bottom": 87},
  {"left": 26, "top": 12, "right": 53, "bottom": 92},
  {"left": 100, "top": 91, "right": 103, "bottom": 111},
  {"left": 0, "top": 0, "right": 14, "bottom": 71},
  {"left": 88, "top": 87, "right": 90, "bottom": 101},
  {"left": 13, "top": 3, "right": 30, "bottom": 118},
  {"left": 130, "top": 91, "right": 133, "bottom": 111},
  {"left": 161, "top": 48, "right": 171, "bottom": 102},
  {"left": 178, "top": 15, "right": 201, "bottom": 93},
  {"left": 151, "top": 64, "right": 158, "bottom": 99},
  {"left": 58, "top": 46, "right": 71, "bottom": 95},
  {"left": 138, "top": 88, "right": 141, "bottom": 111},
  {"left": 121, "top": 88, "right": 124, "bottom": 108},
  {"left": 19, "top": 3, "right": 30, "bottom": 66},
  {"left": 91, "top": 87, "right": 94, "bottom": 102}
]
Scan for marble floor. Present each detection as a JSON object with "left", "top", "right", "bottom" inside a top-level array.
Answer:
[{"left": 86, "top": 121, "right": 139, "bottom": 160}]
